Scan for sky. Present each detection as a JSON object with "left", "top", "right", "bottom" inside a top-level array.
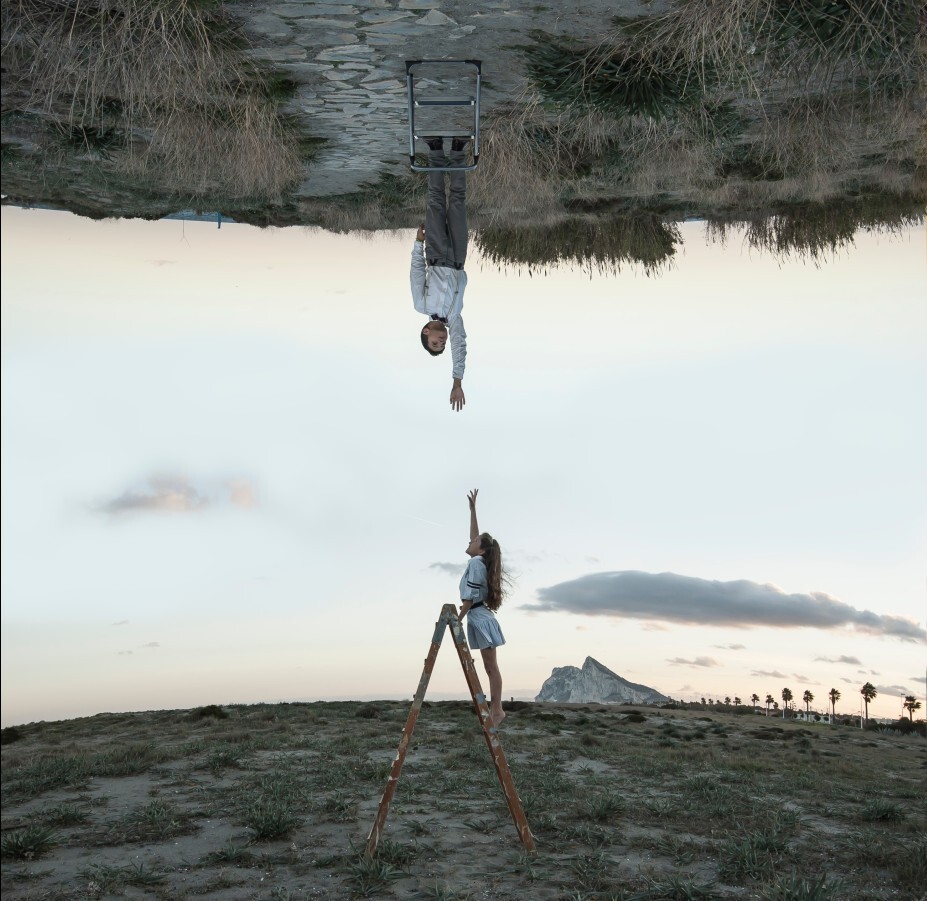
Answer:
[{"left": 1, "top": 205, "right": 925, "bottom": 727}]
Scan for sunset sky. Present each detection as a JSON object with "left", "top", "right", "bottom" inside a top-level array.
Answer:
[{"left": 1, "top": 205, "right": 924, "bottom": 727}]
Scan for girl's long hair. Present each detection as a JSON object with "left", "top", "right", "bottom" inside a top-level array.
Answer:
[{"left": 479, "top": 532, "right": 508, "bottom": 611}]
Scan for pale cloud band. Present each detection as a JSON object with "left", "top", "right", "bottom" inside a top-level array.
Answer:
[
  {"left": 526, "top": 571, "right": 925, "bottom": 642},
  {"left": 99, "top": 474, "right": 258, "bottom": 515}
]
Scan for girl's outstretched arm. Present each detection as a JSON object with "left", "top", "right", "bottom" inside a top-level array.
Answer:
[{"left": 468, "top": 489, "right": 479, "bottom": 541}]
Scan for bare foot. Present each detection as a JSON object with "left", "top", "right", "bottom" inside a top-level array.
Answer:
[{"left": 491, "top": 709, "right": 506, "bottom": 728}]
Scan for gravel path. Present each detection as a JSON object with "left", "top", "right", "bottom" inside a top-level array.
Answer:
[{"left": 232, "top": 0, "right": 649, "bottom": 195}]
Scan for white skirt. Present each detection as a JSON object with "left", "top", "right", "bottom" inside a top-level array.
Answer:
[{"left": 466, "top": 606, "right": 506, "bottom": 650}]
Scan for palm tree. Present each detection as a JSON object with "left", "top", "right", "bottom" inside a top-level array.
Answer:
[
  {"left": 802, "top": 690, "right": 814, "bottom": 714},
  {"left": 860, "top": 682, "right": 877, "bottom": 722},
  {"left": 765, "top": 693, "right": 774, "bottom": 716},
  {"left": 902, "top": 695, "right": 921, "bottom": 721},
  {"left": 828, "top": 688, "right": 840, "bottom": 718},
  {"left": 724, "top": 696, "right": 731, "bottom": 706},
  {"left": 734, "top": 697, "right": 741, "bottom": 708},
  {"left": 751, "top": 693, "right": 760, "bottom": 711},
  {"left": 781, "top": 687, "right": 793, "bottom": 718}
]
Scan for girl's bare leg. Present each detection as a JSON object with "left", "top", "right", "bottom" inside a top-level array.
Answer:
[{"left": 480, "top": 647, "right": 505, "bottom": 727}]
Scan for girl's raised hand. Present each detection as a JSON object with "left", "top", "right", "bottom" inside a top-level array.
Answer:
[{"left": 467, "top": 489, "right": 479, "bottom": 509}]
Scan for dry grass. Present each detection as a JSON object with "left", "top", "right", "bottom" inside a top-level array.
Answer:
[{"left": 1, "top": 0, "right": 303, "bottom": 200}]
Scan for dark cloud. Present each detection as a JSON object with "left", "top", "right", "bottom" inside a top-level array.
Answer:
[
  {"left": 99, "top": 474, "right": 258, "bottom": 515},
  {"left": 668, "top": 657, "right": 719, "bottom": 668},
  {"left": 527, "top": 571, "right": 925, "bottom": 642},
  {"left": 752, "top": 669, "right": 787, "bottom": 679},
  {"left": 792, "top": 673, "right": 813, "bottom": 684},
  {"left": 429, "top": 562, "right": 462, "bottom": 576},
  {"left": 815, "top": 655, "right": 863, "bottom": 665}
]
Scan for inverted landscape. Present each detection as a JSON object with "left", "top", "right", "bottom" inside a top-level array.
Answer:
[{"left": 1, "top": 0, "right": 923, "bottom": 271}]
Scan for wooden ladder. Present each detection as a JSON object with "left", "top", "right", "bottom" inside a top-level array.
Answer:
[{"left": 365, "top": 603, "right": 535, "bottom": 855}]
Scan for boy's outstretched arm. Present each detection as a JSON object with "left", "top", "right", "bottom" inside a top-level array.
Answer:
[{"left": 410, "top": 224, "right": 426, "bottom": 312}]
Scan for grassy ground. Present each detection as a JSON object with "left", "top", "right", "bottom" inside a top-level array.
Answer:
[{"left": 2, "top": 701, "right": 925, "bottom": 899}]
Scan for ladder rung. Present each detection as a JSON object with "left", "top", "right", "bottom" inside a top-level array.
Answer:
[{"left": 414, "top": 98, "right": 475, "bottom": 107}]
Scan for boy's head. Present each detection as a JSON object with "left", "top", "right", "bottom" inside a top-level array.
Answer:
[{"left": 421, "top": 320, "right": 447, "bottom": 356}]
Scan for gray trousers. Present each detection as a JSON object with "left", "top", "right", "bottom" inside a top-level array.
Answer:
[{"left": 425, "top": 149, "right": 468, "bottom": 269}]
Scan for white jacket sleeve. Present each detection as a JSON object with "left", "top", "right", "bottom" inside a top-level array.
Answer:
[
  {"left": 448, "top": 313, "right": 467, "bottom": 380},
  {"left": 411, "top": 241, "right": 426, "bottom": 313}
]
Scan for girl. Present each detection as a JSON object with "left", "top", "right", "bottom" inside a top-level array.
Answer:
[{"left": 458, "top": 489, "right": 508, "bottom": 727}]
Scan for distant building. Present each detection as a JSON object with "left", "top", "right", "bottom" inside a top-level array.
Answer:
[{"left": 161, "top": 211, "right": 234, "bottom": 228}]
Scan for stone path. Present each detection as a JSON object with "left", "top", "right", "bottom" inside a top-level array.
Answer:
[{"left": 233, "top": 0, "right": 647, "bottom": 196}]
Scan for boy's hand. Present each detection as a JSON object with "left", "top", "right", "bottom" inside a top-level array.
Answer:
[
  {"left": 468, "top": 489, "right": 478, "bottom": 510},
  {"left": 450, "top": 380, "right": 465, "bottom": 412},
  {"left": 416, "top": 223, "right": 425, "bottom": 242}
]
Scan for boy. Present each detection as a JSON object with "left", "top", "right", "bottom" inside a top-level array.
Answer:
[{"left": 411, "top": 137, "right": 470, "bottom": 412}]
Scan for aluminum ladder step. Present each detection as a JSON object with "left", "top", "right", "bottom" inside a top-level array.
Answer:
[{"left": 414, "top": 98, "right": 475, "bottom": 107}]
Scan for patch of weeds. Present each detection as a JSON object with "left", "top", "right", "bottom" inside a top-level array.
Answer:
[
  {"left": 241, "top": 770, "right": 306, "bottom": 839},
  {"left": 577, "top": 791, "right": 625, "bottom": 823},
  {"left": 462, "top": 817, "right": 498, "bottom": 833},
  {"left": 519, "top": 30, "right": 707, "bottom": 118},
  {"left": 320, "top": 791, "right": 357, "bottom": 822},
  {"left": 0, "top": 825, "right": 58, "bottom": 859},
  {"left": 347, "top": 853, "right": 404, "bottom": 897},
  {"left": 206, "top": 841, "right": 253, "bottom": 863},
  {"left": 642, "top": 797, "right": 677, "bottom": 818},
  {"left": 760, "top": 870, "right": 843, "bottom": 900},
  {"left": 355, "top": 703, "right": 382, "bottom": 719},
  {"left": 80, "top": 862, "right": 165, "bottom": 892},
  {"left": 407, "top": 816, "right": 439, "bottom": 837},
  {"left": 860, "top": 798, "right": 905, "bottom": 822},
  {"left": 568, "top": 850, "right": 615, "bottom": 893},
  {"left": 103, "top": 798, "right": 191, "bottom": 844},
  {"left": 626, "top": 872, "right": 717, "bottom": 899},
  {"left": 40, "top": 802, "right": 90, "bottom": 827},
  {"left": 1, "top": 726, "right": 24, "bottom": 745},
  {"left": 718, "top": 828, "right": 787, "bottom": 882},
  {"left": 373, "top": 838, "right": 419, "bottom": 868},
  {"left": 561, "top": 821, "right": 615, "bottom": 848},
  {"left": 205, "top": 746, "right": 243, "bottom": 775},
  {"left": 415, "top": 880, "right": 471, "bottom": 900},
  {"left": 647, "top": 833, "right": 697, "bottom": 866},
  {"left": 894, "top": 832, "right": 927, "bottom": 889},
  {"left": 192, "top": 704, "right": 228, "bottom": 719}
]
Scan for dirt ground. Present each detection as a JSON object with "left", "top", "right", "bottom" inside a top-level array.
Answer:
[{"left": 2, "top": 701, "right": 925, "bottom": 899}]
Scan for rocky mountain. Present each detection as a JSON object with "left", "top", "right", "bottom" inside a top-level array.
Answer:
[{"left": 535, "top": 657, "right": 670, "bottom": 705}]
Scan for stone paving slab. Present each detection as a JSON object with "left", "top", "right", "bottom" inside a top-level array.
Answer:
[{"left": 228, "top": 0, "right": 649, "bottom": 196}]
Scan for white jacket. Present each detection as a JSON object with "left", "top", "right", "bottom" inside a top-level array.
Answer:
[{"left": 410, "top": 240, "right": 467, "bottom": 380}]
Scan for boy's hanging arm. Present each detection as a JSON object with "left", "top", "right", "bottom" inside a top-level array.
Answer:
[{"left": 411, "top": 223, "right": 426, "bottom": 311}]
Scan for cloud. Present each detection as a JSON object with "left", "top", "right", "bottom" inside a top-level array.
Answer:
[
  {"left": 876, "top": 684, "right": 912, "bottom": 696},
  {"left": 668, "top": 656, "right": 719, "bottom": 668},
  {"left": 98, "top": 474, "right": 258, "bottom": 515},
  {"left": 752, "top": 670, "right": 787, "bottom": 679},
  {"left": 792, "top": 673, "right": 814, "bottom": 684},
  {"left": 815, "top": 655, "right": 863, "bottom": 665},
  {"left": 429, "top": 562, "right": 462, "bottom": 576},
  {"left": 714, "top": 643, "right": 746, "bottom": 650},
  {"left": 112, "top": 620, "right": 129, "bottom": 627},
  {"left": 140, "top": 642, "right": 160, "bottom": 649},
  {"left": 527, "top": 571, "right": 925, "bottom": 642}
]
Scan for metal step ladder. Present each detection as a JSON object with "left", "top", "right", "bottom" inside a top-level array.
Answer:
[{"left": 406, "top": 59, "right": 481, "bottom": 172}]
